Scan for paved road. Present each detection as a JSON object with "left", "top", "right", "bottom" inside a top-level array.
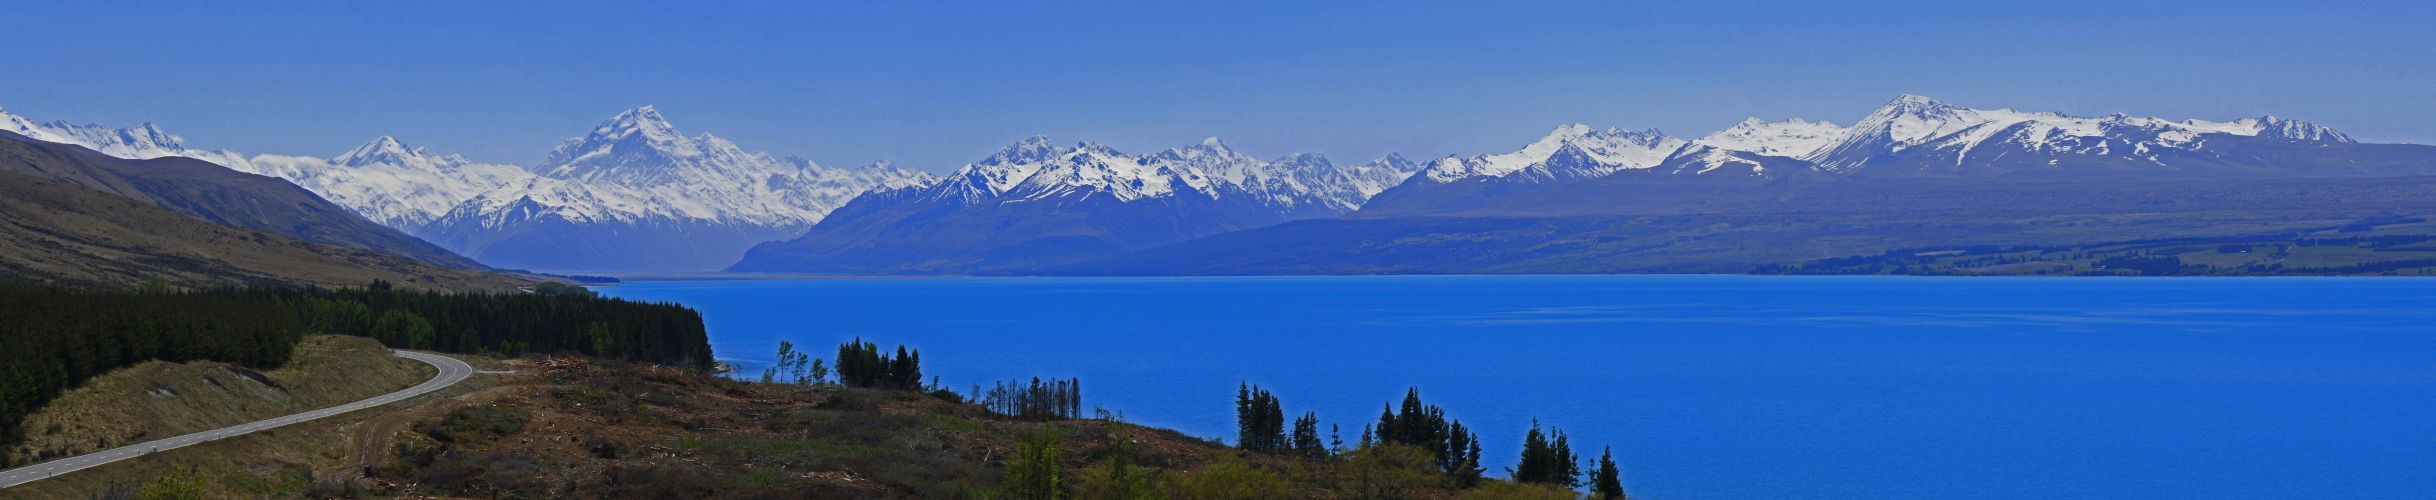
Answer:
[{"left": 0, "top": 350, "right": 472, "bottom": 489}]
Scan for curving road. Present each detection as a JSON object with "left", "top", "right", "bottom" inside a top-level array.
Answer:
[{"left": 0, "top": 350, "right": 472, "bottom": 489}]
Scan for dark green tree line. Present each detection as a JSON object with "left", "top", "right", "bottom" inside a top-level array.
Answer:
[
  {"left": 0, "top": 281, "right": 715, "bottom": 458},
  {"left": 834, "top": 337, "right": 923, "bottom": 390},
  {"left": 276, "top": 282, "right": 712, "bottom": 369},
  {"left": 0, "top": 285, "right": 302, "bottom": 458},
  {"left": 1513, "top": 420, "right": 1581, "bottom": 487},
  {"left": 984, "top": 377, "right": 1082, "bottom": 421},
  {"left": 1291, "top": 412, "right": 1326, "bottom": 459},
  {"left": 1236, "top": 383, "right": 1287, "bottom": 453},
  {"left": 1375, "top": 388, "right": 1484, "bottom": 485}
]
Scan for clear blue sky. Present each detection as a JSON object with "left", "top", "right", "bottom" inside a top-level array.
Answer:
[{"left": 3, "top": 1, "right": 2430, "bottom": 172}]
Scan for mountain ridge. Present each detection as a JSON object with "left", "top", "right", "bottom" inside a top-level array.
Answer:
[
  {"left": 0, "top": 131, "right": 522, "bottom": 290},
  {"left": 727, "top": 135, "right": 1425, "bottom": 274},
  {"left": 6, "top": 94, "right": 2418, "bottom": 276},
  {"left": 0, "top": 105, "right": 934, "bottom": 272}
]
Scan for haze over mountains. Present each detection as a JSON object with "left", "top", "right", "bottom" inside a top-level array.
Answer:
[{"left": 8, "top": 94, "right": 2432, "bottom": 276}]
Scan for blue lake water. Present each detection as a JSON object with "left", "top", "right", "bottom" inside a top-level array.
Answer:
[{"left": 599, "top": 275, "right": 2436, "bottom": 499}]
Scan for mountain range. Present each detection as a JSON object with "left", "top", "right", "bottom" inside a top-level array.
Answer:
[
  {"left": 726, "top": 137, "right": 1420, "bottom": 273},
  {"left": 1069, "top": 95, "right": 2436, "bottom": 275},
  {"left": 2, "top": 106, "right": 930, "bottom": 272},
  {"left": 8, "top": 94, "right": 2432, "bottom": 276},
  {"left": 1358, "top": 94, "right": 2421, "bottom": 217}
]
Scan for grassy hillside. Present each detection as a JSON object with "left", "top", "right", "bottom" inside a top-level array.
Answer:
[
  {"left": 13, "top": 350, "right": 1591, "bottom": 499},
  {"left": 352, "top": 358, "right": 1581, "bottom": 499},
  {"left": 2, "top": 336, "right": 430, "bottom": 467},
  {"left": 0, "top": 170, "right": 525, "bottom": 291},
  {"left": 0, "top": 283, "right": 713, "bottom": 462},
  {"left": 0, "top": 340, "right": 501, "bottom": 499}
]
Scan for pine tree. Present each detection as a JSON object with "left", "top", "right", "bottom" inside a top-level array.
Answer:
[
  {"left": 1291, "top": 411, "right": 1325, "bottom": 458},
  {"left": 1447, "top": 420, "right": 1482, "bottom": 486},
  {"left": 1514, "top": 420, "right": 1581, "bottom": 486},
  {"left": 1233, "top": 383, "right": 1290, "bottom": 453},
  {"left": 1329, "top": 423, "right": 1345, "bottom": 455},
  {"left": 1552, "top": 429, "right": 1580, "bottom": 487},
  {"left": 1374, "top": 387, "right": 1463, "bottom": 469},
  {"left": 1236, "top": 383, "right": 1255, "bottom": 449},
  {"left": 1594, "top": 446, "right": 1625, "bottom": 499},
  {"left": 1515, "top": 421, "right": 1550, "bottom": 484},
  {"left": 1464, "top": 436, "right": 1484, "bottom": 486}
]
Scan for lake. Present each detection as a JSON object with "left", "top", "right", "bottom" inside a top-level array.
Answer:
[{"left": 599, "top": 275, "right": 2436, "bottom": 499}]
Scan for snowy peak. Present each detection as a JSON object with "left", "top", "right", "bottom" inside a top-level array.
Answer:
[
  {"left": 951, "top": 137, "right": 1177, "bottom": 202},
  {"left": 2207, "top": 116, "right": 2355, "bottom": 143},
  {"left": 539, "top": 105, "right": 723, "bottom": 183},
  {"left": 1693, "top": 118, "right": 1846, "bottom": 158},
  {"left": 918, "top": 135, "right": 1422, "bottom": 213},
  {"left": 1806, "top": 94, "right": 2362, "bottom": 171},
  {"left": 1004, "top": 140, "right": 1180, "bottom": 201},
  {"left": 333, "top": 135, "right": 460, "bottom": 168},
  {"left": 983, "top": 136, "right": 1065, "bottom": 166},
  {"left": 344, "top": 135, "right": 411, "bottom": 160},
  {"left": 1372, "top": 153, "right": 1416, "bottom": 171},
  {"left": 1271, "top": 152, "right": 1331, "bottom": 170},
  {"left": 1146, "top": 136, "right": 1265, "bottom": 190},
  {"left": 1146, "top": 137, "right": 1246, "bottom": 166},
  {"left": 0, "top": 109, "right": 196, "bottom": 160},
  {"left": 593, "top": 105, "right": 683, "bottom": 144},
  {"left": 1421, "top": 123, "right": 1686, "bottom": 182},
  {"left": 1854, "top": 94, "right": 1983, "bottom": 145}
]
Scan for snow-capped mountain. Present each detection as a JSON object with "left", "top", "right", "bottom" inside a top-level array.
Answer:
[
  {"left": 0, "top": 104, "right": 934, "bottom": 272},
  {"left": 1139, "top": 137, "right": 1420, "bottom": 216},
  {"left": 0, "top": 106, "right": 256, "bottom": 167},
  {"left": 940, "top": 138, "right": 1180, "bottom": 202},
  {"left": 917, "top": 136, "right": 1417, "bottom": 214},
  {"left": 238, "top": 138, "right": 535, "bottom": 228},
  {"left": 1417, "top": 125, "right": 1687, "bottom": 183},
  {"left": 1393, "top": 94, "right": 2366, "bottom": 188},
  {"left": 441, "top": 105, "right": 932, "bottom": 230},
  {"left": 1651, "top": 118, "right": 1850, "bottom": 176},
  {"left": 13, "top": 93, "right": 2405, "bottom": 275},
  {"left": 416, "top": 106, "right": 935, "bottom": 271},
  {"left": 1694, "top": 118, "right": 1847, "bottom": 158},
  {"left": 1264, "top": 152, "right": 1421, "bottom": 213},
  {"left": 727, "top": 136, "right": 1423, "bottom": 274},
  {"left": 1803, "top": 94, "right": 2357, "bottom": 173}
]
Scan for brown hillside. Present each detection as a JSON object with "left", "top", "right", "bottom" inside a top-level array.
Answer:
[{"left": 0, "top": 169, "right": 525, "bottom": 291}]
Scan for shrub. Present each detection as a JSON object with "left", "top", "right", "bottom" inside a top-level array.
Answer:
[
  {"left": 1001, "top": 432, "right": 1065, "bottom": 500},
  {"left": 136, "top": 466, "right": 209, "bottom": 500},
  {"left": 1071, "top": 445, "right": 1160, "bottom": 500},
  {"left": 1162, "top": 458, "right": 1290, "bottom": 500},
  {"left": 424, "top": 404, "right": 531, "bottom": 444},
  {"left": 1461, "top": 480, "right": 1579, "bottom": 500},
  {"left": 1330, "top": 444, "right": 1447, "bottom": 499}
]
